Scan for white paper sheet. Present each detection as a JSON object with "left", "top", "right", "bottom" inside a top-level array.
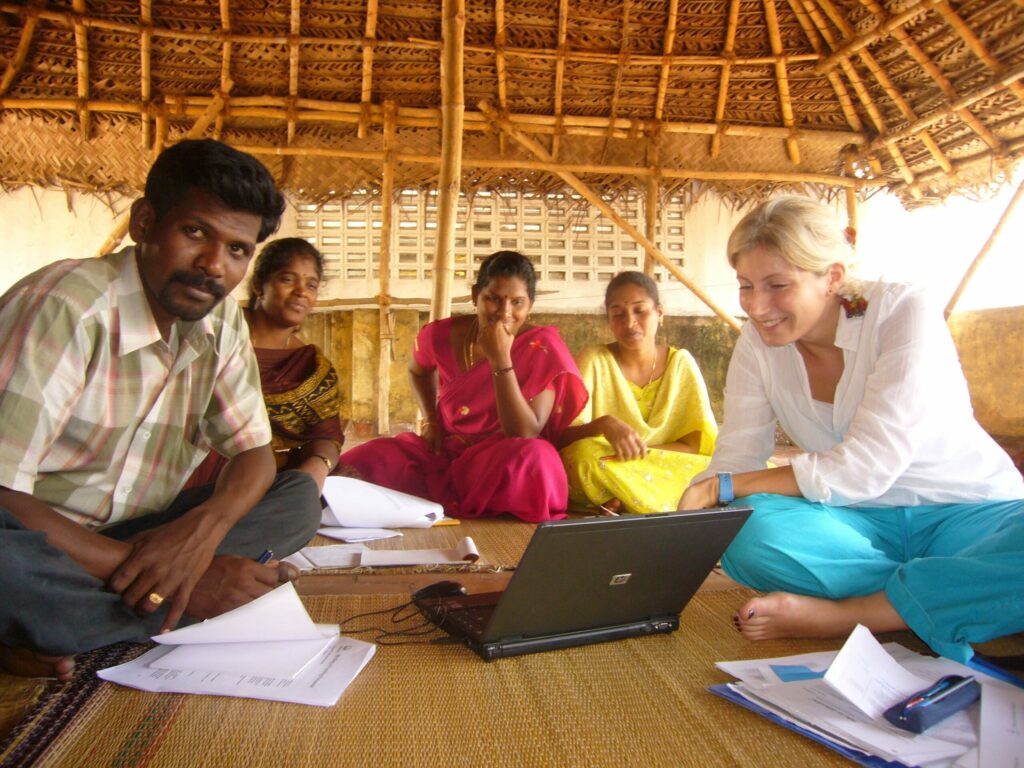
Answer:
[
  {"left": 150, "top": 636, "right": 334, "bottom": 679},
  {"left": 321, "top": 477, "right": 445, "bottom": 528},
  {"left": 359, "top": 536, "right": 479, "bottom": 566},
  {"left": 98, "top": 636, "right": 376, "bottom": 707},
  {"left": 153, "top": 582, "right": 322, "bottom": 645},
  {"left": 979, "top": 681, "right": 1024, "bottom": 768},
  {"left": 318, "top": 527, "right": 402, "bottom": 543}
]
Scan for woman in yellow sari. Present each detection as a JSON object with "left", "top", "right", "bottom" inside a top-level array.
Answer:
[{"left": 560, "top": 271, "right": 717, "bottom": 514}]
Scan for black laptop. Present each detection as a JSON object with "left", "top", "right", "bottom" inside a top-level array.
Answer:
[{"left": 415, "top": 506, "right": 752, "bottom": 660}]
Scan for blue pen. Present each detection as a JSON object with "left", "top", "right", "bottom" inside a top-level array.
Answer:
[{"left": 257, "top": 549, "right": 274, "bottom": 564}]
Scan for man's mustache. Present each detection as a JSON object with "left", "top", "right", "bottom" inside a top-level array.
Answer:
[{"left": 170, "top": 271, "right": 225, "bottom": 300}]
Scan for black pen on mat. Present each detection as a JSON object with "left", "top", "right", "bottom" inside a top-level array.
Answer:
[{"left": 257, "top": 549, "right": 274, "bottom": 564}]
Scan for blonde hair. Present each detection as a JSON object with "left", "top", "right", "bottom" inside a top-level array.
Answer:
[{"left": 727, "top": 196, "right": 860, "bottom": 293}]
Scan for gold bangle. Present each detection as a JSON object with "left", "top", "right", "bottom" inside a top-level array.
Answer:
[
  {"left": 492, "top": 366, "right": 514, "bottom": 377},
  {"left": 310, "top": 453, "right": 334, "bottom": 473}
]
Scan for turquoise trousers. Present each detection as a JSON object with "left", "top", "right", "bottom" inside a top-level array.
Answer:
[{"left": 720, "top": 493, "right": 1024, "bottom": 663}]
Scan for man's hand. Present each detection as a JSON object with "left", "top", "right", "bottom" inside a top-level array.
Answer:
[
  {"left": 108, "top": 509, "right": 228, "bottom": 633},
  {"left": 184, "top": 556, "right": 296, "bottom": 621}
]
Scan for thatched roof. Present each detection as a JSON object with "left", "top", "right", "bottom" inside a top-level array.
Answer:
[{"left": 1, "top": 0, "right": 1022, "bottom": 207}]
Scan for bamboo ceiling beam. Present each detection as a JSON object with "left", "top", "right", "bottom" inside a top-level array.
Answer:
[
  {"left": 71, "top": 0, "right": 89, "bottom": 137},
  {"left": 0, "top": 0, "right": 41, "bottom": 96},
  {"left": 358, "top": 0, "right": 379, "bottom": 140},
  {"left": 763, "top": 0, "right": 799, "bottom": 164},
  {"left": 431, "top": 0, "right": 465, "bottom": 322},
  {"left": 288, "top": 0, "right": 301, "bottom": 144},
  {"left": 865, "top": 60, "right": 1024, "bottom": 154},
  {"left": 494, "top": 0, "right": 508, "bottom": 156},
  {"left": 784, "top": 0, "right": 862, "bottom": 132},
  {"left": 479, "top": 101, "right": 743, "bottom": 332},
  {"left": 1, "top": 94, "right": 862, "bottom": 144},
  {"left": 0, "top": 4, "right": 818, "bottom": 69},
  {"left": 851, "top": 0, "right": 952, "bottom": 173},
  {"left": 215, "top": 0, "right": 232, "bottom": 140},
  {"left": 377, "top": 101, "right": 397, "bottom": 436},
  {"left": 139, "top": 0, "right": 152, "bottom": 150},
  {"left": 813, "top": 0, "right": 943, "bottom": 75},
  {"left": 944, "top": 177, "right": 1024, "bottom": 318},
  {"left": 92, "top": 82, "right": 234, "bottom": 258},
  {"left": 796, "top": 0, "right": 920, "bottom": 195},
  {"left": 601, "top": 4, "right": 632, "bottom": 165},
  {"left": 654, "top": 0, "right": 679, "bottom": 122},
  {"left": 895, "top": 133, "right": 1024, "bottom": 196},
  {"left": 644, "top": 142, "right": 659, "bottom": 276},
  {"left": 551, "top": 0, "right": 569, "bottom": 161},
  {"left": 711, "top": 0, "right": 740, "bottom": 158},
  {"left": 933, "top": 0, "right": 1024, "bottom": 106}
]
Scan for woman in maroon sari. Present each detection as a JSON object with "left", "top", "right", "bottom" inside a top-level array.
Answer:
[
  {"left": 341, "top": 251, "right": 587, "bottom": 522},
  {"left": 187, "top": 238, "right": 349, "bottom": 492}
]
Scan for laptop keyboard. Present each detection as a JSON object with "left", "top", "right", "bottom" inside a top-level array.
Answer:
[{"left": 443, "top": 605, "right": 495, "bottom": 637}]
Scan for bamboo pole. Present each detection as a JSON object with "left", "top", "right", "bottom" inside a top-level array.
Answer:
[
  {"left": 359, "top": 0, "right": 379, "bottom": 140},
  {"left": 644, "top": 141, "right": 660, "bottom": 276},
  {"left": 784, "top": 0, "right": 862, "bottom": 132},
  {"left": 711, "top": 0, "right": 740, "bottom": 158},
  {"left": 288, "top": 0, "right": 301, "bottom": 144},
  {"left": 601, "top": 4, "right": 632, "bottom": 164},
  {"left": 896, "top": 134, "right": 1024, "bottom": 196},
  {"left": 479, "top": 101, "right": 743, "bottom": 332},
  {"left": 934, "top": 0, "right": 1024, "bottom": 104},
  {"left": 495, "top": 0, "right": 508, "bottom": 157},
  {"left": 814, "top": 0, "right": 943, "bottom": 74},
  {"left": 762, "top": 0, "right": 799, "bottom": 164},
  {"left": 944, "top": 178, "right": 1024, "bottom": 318},
  {"left": 93, "top": 82, "right": 235, "bottom": 258},
  {"left": 654, "top": 0, "right": 679, "bottom": 121},
  {"left": 72, "top": 0, "right": 90, "bottom": 138},
  {"left": 0, "top": 2, "right": 39, "bottom": 96},
  {"left": 431, "top": 0, "right": 466, "bottom": 322},
  {"left": 377, "top": 101, "right": 397, "bottom": 435},
  {"left": 140, "top": 0, "right": 152, "bottom": 149},
  {"left": 216, "top": 0, "right": 232, "bottom": 140},
  {"left": 551, "top": 0, "right": 569, "bottom": 160}
]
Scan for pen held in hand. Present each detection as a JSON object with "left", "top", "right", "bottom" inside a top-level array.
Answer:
[{"left": 257, "top": 549, "right": 274, "bottom": 565}]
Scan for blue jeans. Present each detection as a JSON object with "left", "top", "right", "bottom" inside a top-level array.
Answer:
[{"left": 720, "top": 493, "right": 1024, "bottom": 662}]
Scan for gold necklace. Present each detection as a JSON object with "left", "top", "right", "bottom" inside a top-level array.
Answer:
[
  {"left": 644, "top": 349, "right": 658, "bottom": 387},
  {"left": 462, "top": 317, "right": 479, "bottom": 370}
]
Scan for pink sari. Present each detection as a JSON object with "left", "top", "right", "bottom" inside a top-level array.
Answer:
[{"left": 341, "top": 318, "right": 587, "bottom": 521}]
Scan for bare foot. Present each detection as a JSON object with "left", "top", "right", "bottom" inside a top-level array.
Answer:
[
  {"left": 599, "top": 498, "right": 623, "bottom": 516},
  {"left": 0, "top": 645, "right": 75, "bottom": 682},
  {"left": 734, "top": 591, "right": 907, "bottom": 642}
]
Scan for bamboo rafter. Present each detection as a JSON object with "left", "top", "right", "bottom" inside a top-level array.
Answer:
[
  {"left": 0, "top": 0, "right": 41, "bottom": 96},
  {"left": 813, "top": 0, "right": 944, "bottom": 75},
  {"left": 762, "top": 0, "right": 799, "bottom": 164},
  {"left": 71, "top": 0, "right": 89, "bottom": 137},
  {"left": 795, "top": 0, "right": 921, "bottom": 194},
  {"left": 480, "top": 100, "right": 743, "bottom": 332},
  {"left": 139, "top": 0, "right": 152, "bottom": 150},
  {"left": 550, "top": 0, "right": 569, "bottom": 161},
  {"left": 784, "top": 0, "right": 862, "bottom": 132},
  {"left": 933, "top": 0, "right": 1024, "bottom": 107},
  {"left": 358, "top": 0, "right": 379, "bottom": 141},
  {"left": 215, "top": 0, "right": 232, "bottom": 140},
  {"left": 852, "top": 0, "right": 953, "bottom": 174},
  {"left": 288, "top": 0, "right": 302, "bottom": 144},
  {"left": 601, "top": 3, "right": 632, "bottom": 165},
  {"left": 494, "top": 0, "right": 508, "bottom": 157},
  {"left": 896, "top": 134, "right": 1024, "bottom": 197},
  {"left": 653, "top": 0, "right": 679, "bottom": 122},
  {"left": 711, "top": 0, "right": 740, "bottom": 158}
]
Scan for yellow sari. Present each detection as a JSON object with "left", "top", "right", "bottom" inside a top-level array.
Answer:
[{"left": 561, "top": 345, "right": 717, "bottom": 514}]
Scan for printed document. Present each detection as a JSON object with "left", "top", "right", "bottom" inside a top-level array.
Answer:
[{"left": 321, "top": 476, "right": 447, "bottom": 528}]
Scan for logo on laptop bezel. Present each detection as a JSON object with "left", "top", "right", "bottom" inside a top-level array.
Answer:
[{"left": 609, "top": 573, "right": 632, "bottom": 586}]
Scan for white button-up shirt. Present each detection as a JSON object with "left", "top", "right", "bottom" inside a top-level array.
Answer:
[{"left": 703, "top": 281, "right": 1024, "bottom": 507}]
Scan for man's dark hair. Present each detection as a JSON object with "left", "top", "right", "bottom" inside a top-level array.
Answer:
[
  {"left": 249, "top": 237, "right": 325, "bottom": 304},
  {"left": 144, "top": 139, "right": 286, "bottom": 242},
  {"left": 474, "top": 250, "right": 537, "bottom": 300}
]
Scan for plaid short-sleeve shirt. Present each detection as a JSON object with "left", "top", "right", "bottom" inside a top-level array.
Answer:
[{"left": 0, "top": 247, "right": 271, "bottom": 527}]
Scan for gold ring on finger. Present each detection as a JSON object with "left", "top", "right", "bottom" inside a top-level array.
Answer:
[{"left": 147, "top": 592, "right": 165, "bottom": 605}]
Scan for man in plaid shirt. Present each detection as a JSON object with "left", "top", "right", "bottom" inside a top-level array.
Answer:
[{"left": 0, "top": 140, "right": 321, "bottom": 680}]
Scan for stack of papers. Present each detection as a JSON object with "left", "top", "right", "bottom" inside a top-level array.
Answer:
[
  {"left": 285, "top": 536, "right": 480, "bottom": 571},
  {"left": 98, "top": 583, "right": 375, "bottom": 707},
  {"left": 320, "top": 477, "right": 448, "bottom": 536},
  {"left": 712, "top": 625, "right": 1024, "bottom": 767}
]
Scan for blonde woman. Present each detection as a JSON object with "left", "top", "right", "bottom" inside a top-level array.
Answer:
[{"left": 680, "top": 195, "right": 1024, "bottom": 664}]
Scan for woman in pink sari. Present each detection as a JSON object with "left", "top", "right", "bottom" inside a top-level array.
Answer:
[{"left": 341, "top": 251, "right": 587, "bottom": 521}]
